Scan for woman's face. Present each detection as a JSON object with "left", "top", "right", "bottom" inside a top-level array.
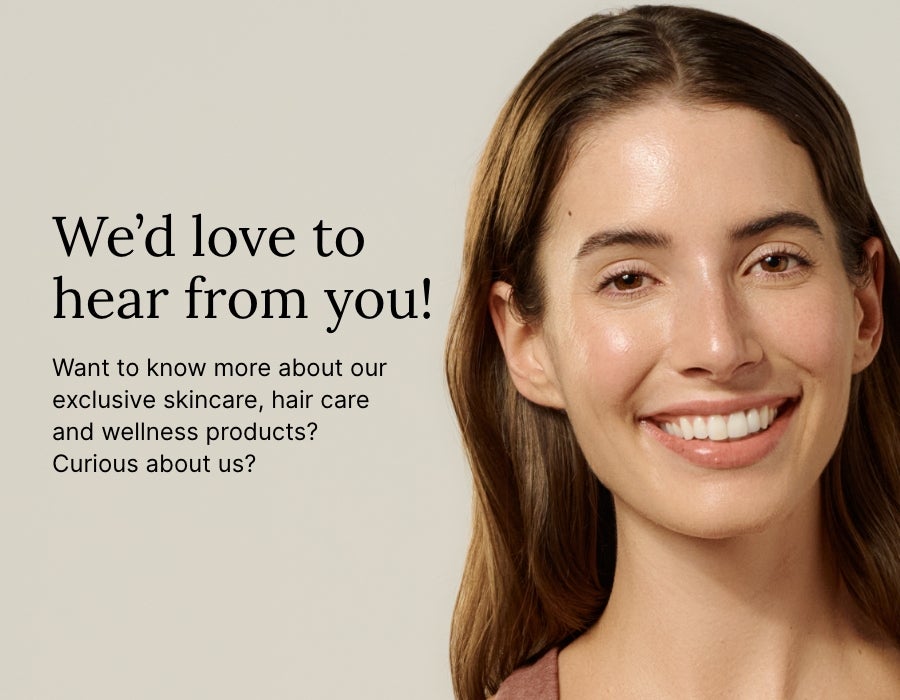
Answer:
[{"left": 493, "top": 100, "right": 883, "bottom": 538}]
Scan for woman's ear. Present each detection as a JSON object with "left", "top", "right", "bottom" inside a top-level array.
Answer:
[
  {"left": 852, "top": 237, "right": 885, "bottom": 373},
  {"left": 489, "top": 281, "right": 565, "bottom": 409}
]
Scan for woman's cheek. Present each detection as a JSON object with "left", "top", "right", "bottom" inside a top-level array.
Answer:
[
  {"left": 566, "top": 309, "right": 660, "bottom": 387},
  {"left": 755, "top": 285, "right": 857, "bottom": 373}
]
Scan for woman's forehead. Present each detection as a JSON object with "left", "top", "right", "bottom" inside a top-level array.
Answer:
[{"left": 544, "top": 100, "right": 830, "bottom": 245}]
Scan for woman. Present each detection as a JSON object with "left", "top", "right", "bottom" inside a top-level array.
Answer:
[{"left": 446, "top": 5, "right": 900, "bottom": 699}]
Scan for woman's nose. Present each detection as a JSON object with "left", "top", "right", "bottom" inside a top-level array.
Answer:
[{"left": 669, "top": 281, "right": 764, "bottom": 381}]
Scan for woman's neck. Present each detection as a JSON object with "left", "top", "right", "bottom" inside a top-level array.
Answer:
[{"left": 559, "top": 484, "right": 898, "bottom": 698}]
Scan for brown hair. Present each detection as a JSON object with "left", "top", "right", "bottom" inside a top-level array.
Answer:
[{"left": 445, "top": 5, "right": 900, "bottom": 699}]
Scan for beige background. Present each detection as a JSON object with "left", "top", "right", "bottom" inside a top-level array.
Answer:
[{"left": 3, "top": 1, "right": 897, "bottom": 698}]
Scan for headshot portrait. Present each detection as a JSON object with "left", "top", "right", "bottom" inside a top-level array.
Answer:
[{"left": 446, "top": 4, "right": 900, "bottom": 698}]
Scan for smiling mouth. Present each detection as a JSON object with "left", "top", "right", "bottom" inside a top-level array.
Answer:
[{"left": 656, "top": 402, "right": 792, "bottom": 442}]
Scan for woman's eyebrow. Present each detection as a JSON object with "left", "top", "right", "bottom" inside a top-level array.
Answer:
[
  {"left": 729, "top": 211, "right": 823, "bottom": 241},
  {"left": 574, "top": 228, "right": 671, "bottom": 260},
  {"left": 574, "top": 210, "right": 823, "bottom": 261}
]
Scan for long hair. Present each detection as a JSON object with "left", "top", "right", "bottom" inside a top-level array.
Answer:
[{"left": 446, "top": 5, "right": 900, "bottom": 699}]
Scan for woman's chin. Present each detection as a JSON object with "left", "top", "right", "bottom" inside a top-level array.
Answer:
[{"left": 614, "top": 481, "right": 821, "bottom": 543}]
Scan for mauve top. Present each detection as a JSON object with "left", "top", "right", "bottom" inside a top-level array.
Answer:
[{"left": 494, "top": 648, "right": 559, "bottom": 699}]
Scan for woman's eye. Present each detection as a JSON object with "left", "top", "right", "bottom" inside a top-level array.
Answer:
[
  {"left": 758, "top": 254, "right": 791, "bottom": 273},
  {"left": 600, "top": 271, "right": 651, "bottom": 294},
  {"left": 612, "top": 272, "right": 645, "bottom": 290},
  {"left": 750, "top": 250, "right": 811, "bottom": 276}
]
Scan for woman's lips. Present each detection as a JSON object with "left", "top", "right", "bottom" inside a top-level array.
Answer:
[{"left": 640, "top": 399, "right": 797, "bottom": 469}]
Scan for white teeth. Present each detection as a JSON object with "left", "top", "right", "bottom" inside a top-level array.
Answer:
[
  {"left": 692, "top": 416, "right": 708, "bottom": 439},
  {"left": 726, "top": 411, "right": 749, "bottom": 439},
  {"left": 659, "top": 404, "right": 783, "bottom": 442},
  {"left": 707, "top": 415, "right": 728, "bottom": 441},
  {"left": 747, "top": 408, "right": 760, "bottom": 433}
]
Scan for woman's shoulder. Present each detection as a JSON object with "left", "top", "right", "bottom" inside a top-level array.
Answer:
[{"left": 492, "top": 647, "right": 559, "bottom": 699}]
